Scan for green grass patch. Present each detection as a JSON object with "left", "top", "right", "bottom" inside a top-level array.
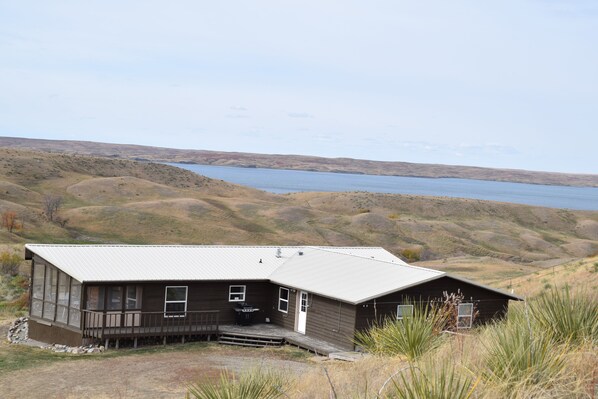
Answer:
[{"left": 0, "top": 341, "right": 211, "bottom": 373}]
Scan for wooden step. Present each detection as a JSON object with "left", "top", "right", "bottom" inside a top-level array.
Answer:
[
  {"left": 219, "top": 331, "right": 284, "bottom": 340},
  {"left": 218, "top": 332, "right": 284, "bottom": 348},
  {"left": 219, "top": 335, "right": 282, "bottom": 344},
  {"left": 218, "top": 341, "right": 269, "bottom": 348}
]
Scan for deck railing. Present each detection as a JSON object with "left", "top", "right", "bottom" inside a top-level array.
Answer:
[{"left": 82, "top": 310, "right": 220, "bottom": 340}]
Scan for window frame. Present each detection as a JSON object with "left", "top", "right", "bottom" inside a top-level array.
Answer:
[
  {"left": 278, "top": 287, "right": 289, "bottom": 313},
  {"left": 126, "top": 285, "right": 142, "bottom": 310},
  {"left": 164, "top": 286, "right": 188, "bottom": 318},
  {"left": 228, "top": 285, "right": 246, "bottom": 302},
  {"left": 396, "top": 304, "right": 414, "bottom": 320},
  {"left": 457, "top": 303, "right": 474, "bottom": 329}
]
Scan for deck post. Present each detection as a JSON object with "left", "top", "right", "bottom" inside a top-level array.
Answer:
[
  {"left": 115, "top": 339, "right": 119, "bottom": 349},
  {"left": 105, "top": 338, "right": 109, "bottom": 349},
  {"left": 134, "top": 337, "right": 138, "bottom": 349},
  {"left": 101, "top": 312, "right": 106, "bottom": 340},
  {"left": 181, "top": 336, "right": 185, "bottom": 344},
  {"left": 163, "top": 336, "right": 167, "bottom": 346}
]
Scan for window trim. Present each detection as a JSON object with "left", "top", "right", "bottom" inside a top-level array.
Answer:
[
  {"left": 278, "top": 287, "right": 289, "bottom": 313},
  {"left": 164, "top": 286, "right": 188, "bottom": 318},
  {"left": 228, "top": 285, "right": 246, "bottom": 302},
  {"left": 457, "top": 303, "right": 474, "bottom": 329},
  {"left": 397, "top": 304, "right": 414, "bottom": 320},
  {"left": 126, "top": 285, "right": 142, "bottom": 310}
]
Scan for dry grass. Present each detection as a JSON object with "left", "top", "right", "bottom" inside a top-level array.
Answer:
[
  {"left": 1, "top": 148, "right": 598, "bottom": 270},
  {"left": 494, "top": 256, "right": 598, "bottom": 297},
  {"left": 288, "top": 286, "right": 598, "bottom": 398}
]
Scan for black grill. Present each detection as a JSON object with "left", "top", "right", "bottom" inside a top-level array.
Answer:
[{"left": 233, "top": 302, "right": 260, "bottom": 325}]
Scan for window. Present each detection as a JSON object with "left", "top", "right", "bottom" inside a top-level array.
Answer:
[
  {"left": 86, "top": 286, "right": 106, "bottom": 310},
  {"left": 278, "top": 287, "right": 289, "bottom": 313},
  {"left": 457, "top": 303, "right": 474, "bottom": 329},
  {"left": 126, "top": 286, "right": 142, "bottom": 309},
  {"left": 397, "top": 304, "right": 414, "bottom": 320},
  {"left": 164, "top": 286, "right": 187, "bottom": 317},
  {"left": 228, "top": 285, "right": 246, "bottom": 302},
  {"left": 106, "top": 286, "right": 123, "bottom": 311}
]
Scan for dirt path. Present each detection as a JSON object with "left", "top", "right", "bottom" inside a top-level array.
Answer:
[{"left": 0, "top": 344, "right": 314, "bottom": 399}]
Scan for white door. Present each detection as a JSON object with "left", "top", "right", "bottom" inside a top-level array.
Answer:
[{"left": 297, "top": 291, "right": 308, "bottom": 334}]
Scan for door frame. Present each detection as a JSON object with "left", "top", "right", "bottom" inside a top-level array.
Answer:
[{"left": 295, "top": 290, "right": 308, "bottom": 334}]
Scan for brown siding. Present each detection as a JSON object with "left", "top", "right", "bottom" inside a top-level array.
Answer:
[
  {"left": 355, "top": 276, "right": 512, "bottom": 331},
  {"left": 268, "top": 285, "right": 297, "bottom": 330},
  {"left": 29, "top": 319, "right": 83, "bottom": 347},
  {"left": 304, "top": 294, "right": 356, "bottom": 350},
  {"left": 140, "top": 281, "right": 273, "bottom": 324}
]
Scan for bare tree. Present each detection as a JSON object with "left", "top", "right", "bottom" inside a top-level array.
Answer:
[
  {"left": 43, "top": 195, "right": 63, "bottom": 222},
  {"left": 1, "top": 210, "right": 21, "bottom": 233}
]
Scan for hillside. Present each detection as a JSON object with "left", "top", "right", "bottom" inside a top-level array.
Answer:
[
  {"left": 2, "top": 136, "right": 598, "bottom": 187},
  {"left": 1, "top": 148, "right": 597, "bottom": 284}
]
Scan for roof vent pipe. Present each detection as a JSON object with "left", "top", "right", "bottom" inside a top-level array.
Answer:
[
  {"left": 276, "top": 248, "right": 282, "bottom": 258},
  {"left": 298, "top": 251, "right": 304, "bottom": 256}
]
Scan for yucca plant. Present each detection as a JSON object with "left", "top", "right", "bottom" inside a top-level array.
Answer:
[
  {"left": 186, "top": 368, "right": 289, "bottom": 399},
  {"left": 355, "top": 304, "right": 447, "bottom": 361},
  {"left": 383, "top": 362, "right": 478, "bottom": 399},
  {"left": 481, "top": 311, "right": 568, "bottom": 391},
  {"left": 527, "top": 286, "right": 598, "bottom": 346}
]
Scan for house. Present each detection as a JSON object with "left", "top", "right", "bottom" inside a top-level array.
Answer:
[{"left": 24, "top": 244, "right": 520, "bottom": 350}]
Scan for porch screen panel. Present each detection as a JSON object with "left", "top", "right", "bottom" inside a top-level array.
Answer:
[
  {"left": 86, "top": 286, "right": 106, "bottom": 310},
  {"left": 106, "top": 286, "right": 123, "bottom": 311},
  {"left": 126, "top": 286, "right": 142, "bottom": 310},
  {"left": 42, "top": 267, "right": 57, "bottom": 320},
  {"left": 31, "top": 263, "right": 45, "bottom": 317},
  {"left": 69, "top": 279, "right": 82, "bottom": 328},
  {"left": 56, "top": 271, "right": 70, "bottom": 324}
]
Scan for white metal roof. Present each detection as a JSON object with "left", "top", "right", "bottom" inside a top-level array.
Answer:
[
  {"left": 25, "top": 244, "right": 519, "bottom": 304},
  {"left": 269, "top": 247, "right": 444, "bottom": 304}
]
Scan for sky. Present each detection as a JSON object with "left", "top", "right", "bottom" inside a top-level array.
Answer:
[{"left": 1, "top": 1, "right": 597, "bottom": 174}]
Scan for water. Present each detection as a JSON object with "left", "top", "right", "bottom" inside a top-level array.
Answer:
[{"left": 170, "top": 163, "right": 598, "bottom": 211}]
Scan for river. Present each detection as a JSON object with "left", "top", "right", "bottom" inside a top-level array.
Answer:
[{"left": 169, "top": 163, "right": 598, "bottom": 211}]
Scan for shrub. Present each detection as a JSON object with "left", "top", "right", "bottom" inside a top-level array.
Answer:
[
  {"left": 400, "top": 248, "right": 421, "bottom": 262},
  {"left": 355, "top": 304, "right": 447, "bottom": 361},
  {"left": 0, "top": 251, "right": 22, "bottom": 276},
  {"left": 528, "top": 286, "right": 598, "bottom": 346},
  {"left": 384, "top": 362, "right": 477, "bottom": 399},
  {"left": 186, "top": 369, "right": 289, "bottom": 399},
  {"left": 481, "top": 305, "right": 568, "bottom": 391}
]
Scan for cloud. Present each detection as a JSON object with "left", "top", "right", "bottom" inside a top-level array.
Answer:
[
  {"left": 230, "top": 106, "right": 247, "bottom": 111},
  {"left": 288, "top": 112, "right": 314, "bottom": 118},
  {"left": 457, "top": 143, "right": 519, "bottom": 156},
  {"left": 225, "top": 114, "right": 250, "bottom": 119}
]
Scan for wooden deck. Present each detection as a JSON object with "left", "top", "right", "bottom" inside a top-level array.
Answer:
[
  {"left": 220, "top": 323, "right": 346, "bottom": 356},
  {"left": 82, "top": 310, "right": 347, "bottom": 355},
  {"left": 82, "top": 310, "right": 219, "bottom": 341}
]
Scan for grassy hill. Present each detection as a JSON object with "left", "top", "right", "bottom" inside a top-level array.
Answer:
[
  {"left": 2, "top": 136, "right": 598, "bottom": 187},
  {"left": 1, "top": 147, "right": 597, "bottom": 284}
]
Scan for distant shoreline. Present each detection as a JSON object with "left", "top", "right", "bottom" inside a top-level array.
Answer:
[
  {"left": 171, "top": 162, "right": 598, "bottom": 211},
  {"left": 1, "top": 136, "right": 597, "bottom": 188}
]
